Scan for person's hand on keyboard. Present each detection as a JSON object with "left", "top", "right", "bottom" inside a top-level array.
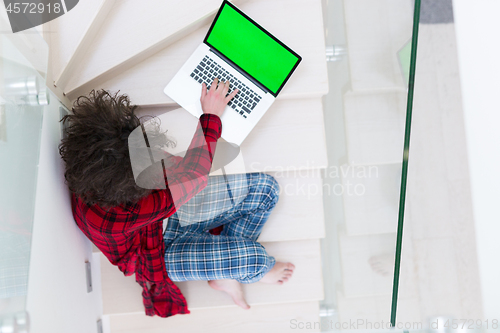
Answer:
[{"left": 200, "top": 78, "right": 239, "bottom": 118}]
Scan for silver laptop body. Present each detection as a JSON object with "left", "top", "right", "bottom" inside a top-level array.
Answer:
[{"left": 164, "top": 0, "right": 301, "bottom": 145}]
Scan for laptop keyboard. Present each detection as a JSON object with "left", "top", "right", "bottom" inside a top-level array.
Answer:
[{"left": 190, "top": 56, "right": 262, "bottom": 118}]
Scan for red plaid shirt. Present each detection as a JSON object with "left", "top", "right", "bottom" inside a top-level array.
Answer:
[{"left": 71, "top": 114, "right": 222, "bottom": 318}]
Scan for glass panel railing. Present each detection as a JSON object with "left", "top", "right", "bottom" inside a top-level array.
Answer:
[
  {"left": 320, "top": 0, "right": 415, "bottom": 330},
  {"left": 320, "top": 1, "right": 494, "bottom": 332},
  {"left": 0, "top": 14, "right": 48, "bottom": 331},
  {"left": 394, "top": 0, "right": 490, "bottom": 331}
]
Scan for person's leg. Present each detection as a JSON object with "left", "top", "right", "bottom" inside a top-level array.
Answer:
[
  {"left": 164, "top": 222, "right": 276, "bottom": 309},
  {"left": 163, "top": 173, "right": 293, "bottom": 309},
  {"left": 164, "top": 211, "right": 295, "bottom": 284},
  {"left": 175, "top": 172, "right": 280, "bottom": 240},
  {"left": 218, "top": 172, "right": 280, "bottom": 241},
  {"left": 165, "top": 228, "right": 275, "bottom": 284}
]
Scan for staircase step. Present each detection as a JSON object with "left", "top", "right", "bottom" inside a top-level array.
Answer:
[
  {"left": 52, "top": 0, "right": 245, "bottom": 95},
  {"left": 52, "top": 0, "right": 117, "bottom": 89},
  {"left": 101, "top": 239, "right": 323, "bottom": 315},
  {"left": 136, "top": 98, "right": 328, "bottom": 173},
  {"left": 46, "top": 0, "right": 104, "bottom": 82},
  {"left": 72, "top": 0, "right": 328, "bottom": 105},
  {"left": 344, "top": 0, "right": 413, "bottom": 91},
  {"left": 343, "top": 90, "right": 406, "bottom": 165},
  {"left": 242, "top": 98, "right": 328, "bottom": 172},
  {"left": 107, "top": 301, "right": 320, "bottom": 333}
]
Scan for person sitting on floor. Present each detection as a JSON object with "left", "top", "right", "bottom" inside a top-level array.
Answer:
[{"left": 58, "top": 78, "right": 295, "bottom": 317}]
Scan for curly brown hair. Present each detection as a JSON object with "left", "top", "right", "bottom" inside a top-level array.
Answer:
[{"left": 59, "top": 89, "right": 174, "bottom": 208}]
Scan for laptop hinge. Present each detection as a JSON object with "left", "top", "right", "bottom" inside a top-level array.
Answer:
[{"left": 209, "top": 48, "right": 269, "bottom": 94}]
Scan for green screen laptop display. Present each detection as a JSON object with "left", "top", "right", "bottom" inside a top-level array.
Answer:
[{"left": 205, "top": 2, "right": 301, "bottom": 95}]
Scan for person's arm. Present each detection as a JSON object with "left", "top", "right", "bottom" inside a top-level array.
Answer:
[
  {"left": 162, "top": 77, "right": 239, "bottom": 212},
  {"left": 162, "top": 113, "right": 221, "bottom": 210},
  {"left": 131, "top": 78, "right": 238, "bottom": 226}
]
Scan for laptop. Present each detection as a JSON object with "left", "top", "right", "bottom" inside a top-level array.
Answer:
[{"left": 164, "top": 0, "right": 302, "bottom": 146}]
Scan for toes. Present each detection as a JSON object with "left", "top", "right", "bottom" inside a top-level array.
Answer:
[
  {"left": 277, "top": 280, "right": 284, "bottom": 285},
  {"left": 285, "top": 263, "right": 295, "bottom": 271}
]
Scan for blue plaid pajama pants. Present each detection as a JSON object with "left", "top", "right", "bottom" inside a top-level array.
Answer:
[{"left": 163, "top": 172, "right": 279, "bottom": 283}]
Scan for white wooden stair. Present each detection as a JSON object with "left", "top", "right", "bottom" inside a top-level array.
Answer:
[
  {"left": 47, "top": 0, "right": 247, "bottom": 99},
  {"left": 107, "top": 301, "right": 320, "bottom": 333}
]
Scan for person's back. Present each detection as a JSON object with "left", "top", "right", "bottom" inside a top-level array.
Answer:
[{"left": 60, "top": 88, "right": 225, "bottom": 316}]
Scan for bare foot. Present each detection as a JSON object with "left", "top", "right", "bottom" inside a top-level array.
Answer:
[
  {"left": 208, "top": 279, "right": 250, "bottom": 310},
  {"left": 259, "top": 262, "right": 295, "bottom": 285},
  {"left": 368, "top": 253, "right": 394, "bottom": 277}
]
